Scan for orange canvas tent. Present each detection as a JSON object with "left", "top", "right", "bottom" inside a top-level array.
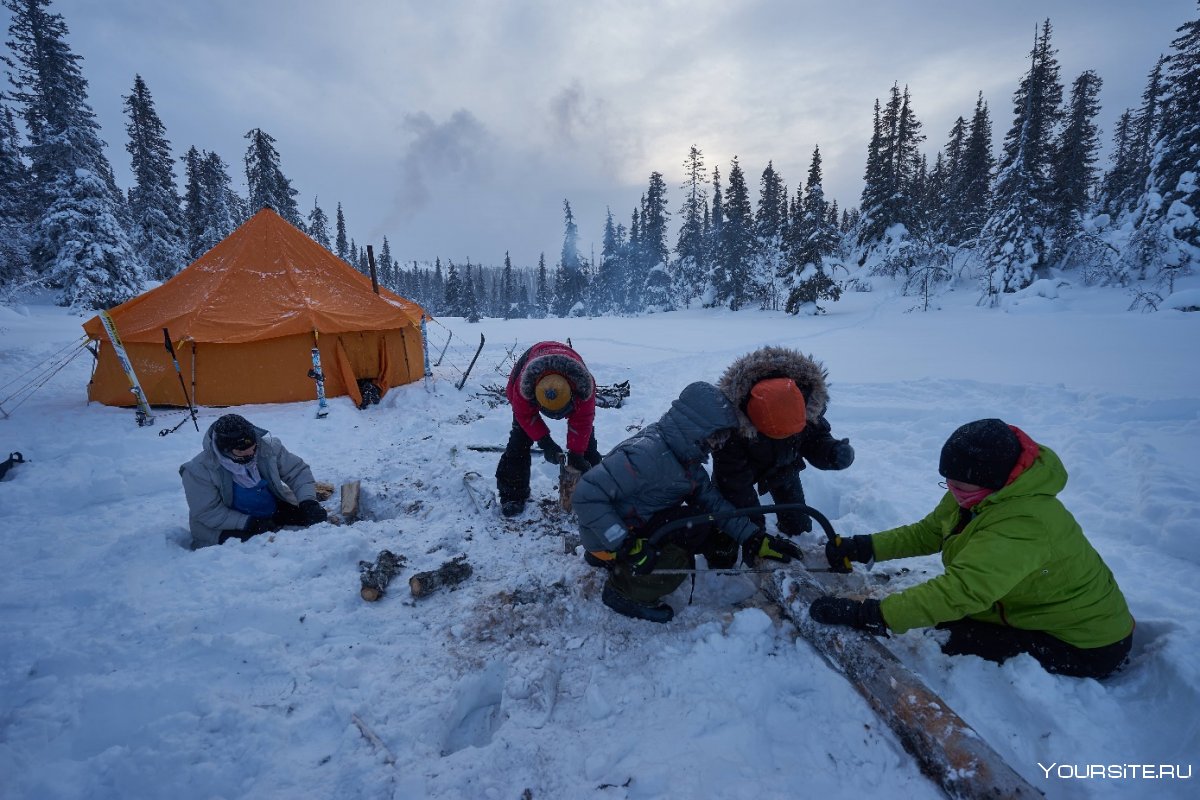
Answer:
[{"left": 83, "top": 208, "right": 428, "bottom": 408}]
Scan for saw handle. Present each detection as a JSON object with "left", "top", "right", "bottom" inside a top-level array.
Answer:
[{"left": 644, "top": 503, "right": 840, "bottom": 554}]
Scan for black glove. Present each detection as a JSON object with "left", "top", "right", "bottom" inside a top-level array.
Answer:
[
  {"left": 618, "top": 537, "right": 659, "bottom": 575},
  {"left": 809, "top": 596, "right": 888, "bottom": 636},
  {"left": 566, "top": 451, "right": 589, "bottom": 473},
  {"left": 825, "top": 534, "right": 874, "bottom": 573},
  {"left": 830, "top": 438, "right": 855, "bottom": 470},
  {"left": 776, "top": 511, "right": 813, "bottom": 536},
  {"left": 299, "top": 499, "right": 327, "bottom": 525},
  {"left": 537, "top": 435, "right": 563, "bottom": 464},
  {"left": 244, "top": 516, "right": 277, "bottom": 537},
  {"left": 743, "top": 531, "right": 804, "bottom": 567}
]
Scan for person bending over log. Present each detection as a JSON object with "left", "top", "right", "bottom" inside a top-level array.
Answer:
[
  {"left": 572, "top": 382, "right": 801, "bottom": 623},
  {"left": 714, "top": 346, "right": 855, "bottom": 536},
  {"left": 811, "top": 418, "right": 1135, "bottom": 680},
  {"left": 180, "top": 414, "right": 327, "bottom": 548},
  {"left": 496, "top": 341, "right": 601, "bottom": 517}
]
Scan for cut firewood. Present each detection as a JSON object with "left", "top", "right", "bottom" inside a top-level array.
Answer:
[
  {"left": 409, "top": 555, "right": 473, "bottom": 599},
  {"left": 314, "top": 480, "right": 335, "bottom": 501},
  {"left": 359, "top": 550, "right": 406, "bottom": 602},
  {"left": 765, "top": 571, "right": 1039, "bottom": 800},
  {"left": 340, "top": 480, "right": 361, "bottom": 522}
]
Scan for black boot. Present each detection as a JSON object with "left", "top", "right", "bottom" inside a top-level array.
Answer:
[
  {"left": 602, "top": 582, "right": 673, "bottom": 623},
  {"left": 501, "top": 499, "right": 526, "bottom": 517}
]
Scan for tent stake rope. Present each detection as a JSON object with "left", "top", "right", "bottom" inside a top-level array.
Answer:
[{"left": 0, "top": 339, "right": 90, "bottom": 419}]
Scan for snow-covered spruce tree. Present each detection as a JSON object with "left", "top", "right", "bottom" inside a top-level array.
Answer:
[
  {"left": 853, "top": 85, "right": 925, "bottom": 274},
  {"left": 123, "top": 75, "right": 186, "bottom": 280},
  {"left": 712, "top": 157, "right": 755, "bottom": 310},
  {"left": 674, "top": 145, "right": 708, "bottom": 307},
  {"left": 702, "top": 164, "right": 723, "bottom": 305},
  {"left": 334, "top": 202, "right": 348, "bottom": 261},
  {"left": 957, "top": 93, "right": 996, "bottom": 246},
  {"left": 784, "top": 146, "right": 843, "bottom": 314},
  {"left": 1048, "top": 70, "right": 1103, "bottom": 267},
  {"left": 0, "top": 101, "right": 31, "bottom": 285},
  {"left": 4, "top": 0, "right": 143, "bottom": 308},
  {"left": 534, "top": 252, "right": 550, "bottom": 318},
  {"left": 1002, "top": 20, "right": 1064, "bottom": 273},
  {"left": 1124, "top": 8, "right": 1200, "bottom": 288},
  {"left": 637, "top": 171, "right": 672, "bottom": 312},
  {"left": 243, "top": 127, "right": 299, "bottom": 223},
  {"left": 443, "top": 260, "right": 462, "bottom": 315},
  {"left": 592, "top": 207, "right": 623, "bottom": 313},
  {"left": 753, "top": 160, "right": 785, "bottom": 309},
  {"left": 555, "top": 200, "right": 586, "bottom": 315},
  {"left": 462, "top": 263, "right": 480, "bottom": 322},
  {"left": 378, "top": 236, "right": 394, "bottom": 288},
  {"left": 189, "top": 149, "right": 239, "bottom": 258},
  {"left": 977, "top": 111, "right": 1040, "bottom": 304},
  {"left": 307, "top": 197, "right": 331, "bottom": 250},
  {"left": 501, "top": 251, "right": 515, "bottom": 319}
]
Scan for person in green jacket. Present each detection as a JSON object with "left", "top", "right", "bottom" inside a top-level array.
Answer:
[{"left": 810, "top": 418, "right": 1135, "bottom": 680}]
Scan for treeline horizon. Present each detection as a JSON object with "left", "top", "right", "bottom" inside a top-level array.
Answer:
[{"left": 1, "top": 0, "right": 1196, "bottom": 317}]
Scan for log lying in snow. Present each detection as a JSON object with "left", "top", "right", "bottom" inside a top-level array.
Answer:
[
  {"left": 765, "top": 570, "right": 1041, "bottom": 800},
  {"left": 359, "top": 549, "right": 406, "bottom": 602},
  {"left": 409, "top": 555, "right": 473, "bottom": 599}
]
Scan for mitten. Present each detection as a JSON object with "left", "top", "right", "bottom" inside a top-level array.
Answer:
[
  {"left": 618, "top": 538, "right": 659, "bottom": 575},
  {"left": 244, "top": 516, "right": 277, "bottom": 537},
  {"left": 566, "top": 451, "right": 589, "bottom": 473},
  {"left": 824, "top": 534, "right": 874, "bottom": 573},
  {"left": 299, "top": 499, "right": 327, "bottom": 525},
  {"left": 537, "top": 435, "right": 563, "bottom": 464},
  {"left": 743, "top": 531, "right": 804, "bottom": 567},
  {"left": 809, "top": 596, "right": 888, "bottom": 636},
  {"left": 830, "top": 438, "right": 855, "bottom": 470}
]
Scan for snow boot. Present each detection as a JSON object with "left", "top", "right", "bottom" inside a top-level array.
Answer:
[
  {"left": 501, "top": 499, "right": 526, "bottom": 517},
  {"left": 602, "top": 582, "right": 673, "bottom": 623}
]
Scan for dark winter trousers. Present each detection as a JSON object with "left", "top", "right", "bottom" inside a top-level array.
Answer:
[
  {"left": 495, "top": 416, "right": 600, "bottom": 503},
  {"left": 936, "top": 618, "right": 1134, "bottom": 679},
  {"left": 608, "top": 505, "right": 741, "bottom": 605},
  {"left": 217, "top": 502, "right": 310, "bottom": 545}
]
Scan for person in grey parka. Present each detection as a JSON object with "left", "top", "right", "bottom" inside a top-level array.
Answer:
[
  {"left": 573, "top": 382, "right": 802, "bottom": 623},
  {"left": 180, "top": 414, "right": 327, "bottom": 548}
]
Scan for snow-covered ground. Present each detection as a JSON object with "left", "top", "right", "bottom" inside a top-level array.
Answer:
[{"left": 1, "top": 278, "right": 1198, "bottom": 800}]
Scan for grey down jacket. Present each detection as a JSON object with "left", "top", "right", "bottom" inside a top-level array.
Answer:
[
  {"left": 573, "top": 381, "right": 761, "bottom": 553},
  {"left": 179, "top": 420, "right": 316, "bottom": 548}
]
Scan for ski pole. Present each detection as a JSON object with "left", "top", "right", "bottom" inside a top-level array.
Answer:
[{"left": 163, "top": 328, "right": 199, "bottom": 431}]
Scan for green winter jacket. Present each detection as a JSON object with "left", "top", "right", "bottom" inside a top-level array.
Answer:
[{"left": 873, "top": 445, "right": 1134, "bottom": 649}]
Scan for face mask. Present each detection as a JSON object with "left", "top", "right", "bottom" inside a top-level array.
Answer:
[{"left": 948, "top": 483, "right": 994, "bottom": 509}]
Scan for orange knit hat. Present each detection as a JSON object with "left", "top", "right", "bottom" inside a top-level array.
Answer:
[{"left": 746, "top": 378, "right": 807, "bottom": 438}]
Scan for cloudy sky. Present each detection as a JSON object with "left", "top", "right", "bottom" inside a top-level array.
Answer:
[{"left": 8, "top": 0, "right": 1196, "bottom": 267}]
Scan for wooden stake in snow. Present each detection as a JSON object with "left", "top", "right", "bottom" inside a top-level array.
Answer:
[
  {"left": 409, "top": 555, "right": 472, "bottom": 599},
  {"left": 340, "top": 480, "right": 361, "bottom": 522},
  {"left": 765, "top": 571, "right": 1040, "bottom": 800}
]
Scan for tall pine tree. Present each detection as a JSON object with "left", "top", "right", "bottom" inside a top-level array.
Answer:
[
  {"left": 674, "top": 145, "right": 708, "bottom": 307},
  {"left": 712, "top": 157, "right": 754, "bottom": 310},
  {"left": 123, "top": 75, "right": 186, "bottom": 280},
  {"left": 243, "top": 127, "right": 299, "bottom": 223},
  {"left": 5, "top": 0, "right": 143, "bottom": 307},
  {"left": 307, "top": 197, "right": 331, "bottom": 250},
  {"left": 0, "top": 101, "right": 31, "bottom": 283}
]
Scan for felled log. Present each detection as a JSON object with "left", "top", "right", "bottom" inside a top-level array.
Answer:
[
  {"left": 409, "top": 555, "right": 473, "bottom": 599},
  {"left": 359, "top": 549, "right": 407, "bottom": 602},
  {"left": 765, "top": 571, "right": 1040, "bottom": 800},
  {"left": 340, "top": 480, "right": 361, "bottom": 522}
]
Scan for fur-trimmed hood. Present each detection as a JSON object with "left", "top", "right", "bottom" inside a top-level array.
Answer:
[
  {"left": 718, "top": 346, "right": 830, "bottom": 438},
  {"left": 517, "top": 343, "right": 594, "bottom": 401}
]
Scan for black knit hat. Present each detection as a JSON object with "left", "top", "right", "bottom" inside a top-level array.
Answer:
[
  {"left": 213, "top": 413, "right": 256, "bottom": 454},
  {"left": 938, "top": 418, "right": 1021, "bottom": 490}
]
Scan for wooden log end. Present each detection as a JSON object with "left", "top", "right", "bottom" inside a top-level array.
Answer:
[{"left": 361, "top": 586, "right": 382, "bottom": 602}]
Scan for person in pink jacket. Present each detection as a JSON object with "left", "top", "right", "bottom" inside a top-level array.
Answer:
[{"left": 497, "top": 341, "right": 600, "bottom": 516}]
